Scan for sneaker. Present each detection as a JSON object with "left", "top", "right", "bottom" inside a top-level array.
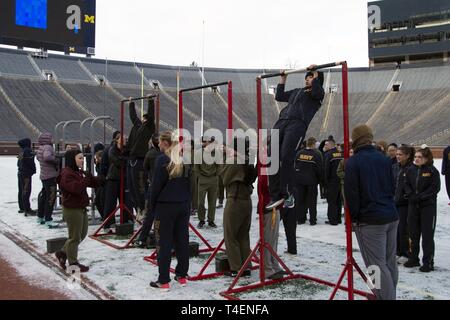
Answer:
[
  {"left": 419, "top": 264, "right": 434, "bottom": 273},
  {"left": 24, "top": 209, "right": 37, "bottom": 217},
  {"left": 283, "top": 195, "right": 295, "bottom": 209},
  {"left": 197, "top": 221, "right": 205, "bottom": 229},
  {"left": 46, "top": 221, "right": 59, "bottom": 229},
  {"left": 224, "top": 271, "right": 238, "bottom": 277},
  {"left": 174, "top": 276, "right": 188, "bottom": 287},
  {"left": 134, "top": 240, "right": 146, "bottom": 248},
  {"left": 69, "top": 262, "right": 89, "bottom": 273},
  {"left": 37, "top": 217, "right": 45, "bottom": 224},
  {"left": 150, "top": 281, "right": 170, "bottom": 291},
  {"left": 208, "top": 221, "right": 218, "bottom": 228},
  {"left": 265, "top": 199, "right": 285, "bottom": 211},
  {"left": 55, "top": 251, "right": 67, "bottom": 271},
  {"left": 404, "top": 259, "right": 420, "bottom": 268}
]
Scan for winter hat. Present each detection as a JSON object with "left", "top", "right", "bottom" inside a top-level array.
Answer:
[
  {"left": 94, "top": 143, "right": 105, "bottom": 154},
  {"left": 65, "top": 149, "right": 83, "bottom": 172},
  {"left": 351, "top": 124, "right": 374, "bottom": 150}
]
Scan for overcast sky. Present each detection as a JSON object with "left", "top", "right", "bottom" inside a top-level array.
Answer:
[{"left": 95, "top": 0, "right": 373, "bottom": 69}]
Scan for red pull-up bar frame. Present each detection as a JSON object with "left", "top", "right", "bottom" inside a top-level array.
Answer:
[
  {"left": 89, "top": 94, "right": 160, "bottom": 250},
  {"left": 220, "top": 61, "right": 376, "bottom": 300}
]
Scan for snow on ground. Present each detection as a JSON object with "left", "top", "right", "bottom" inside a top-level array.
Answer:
[
  {"left": 0, "top": 233, "right": 95, "bottom": 300},
  {"left": 0, "top": 156, "right": 449, "bottom": 300}
]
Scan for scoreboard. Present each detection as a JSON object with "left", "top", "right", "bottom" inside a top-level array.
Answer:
[{"left": 0, "top": 0, "right": 96, "bottom": 55}]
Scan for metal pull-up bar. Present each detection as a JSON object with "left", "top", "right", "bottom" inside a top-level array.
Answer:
[
  {"left": 259, "top": 61, "right": 346, "bottom": 79},
  {"left": 178, "top": 81, "right": 232, "bottom": 134}
]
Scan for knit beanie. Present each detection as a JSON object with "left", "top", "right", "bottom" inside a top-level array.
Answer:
[{"left": 351, "top": 125, "right": 374, "bottom": 150}]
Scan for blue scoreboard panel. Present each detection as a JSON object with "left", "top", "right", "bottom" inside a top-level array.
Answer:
[{"left": 0, "top": 0, "right": 96, "bottom": 55}]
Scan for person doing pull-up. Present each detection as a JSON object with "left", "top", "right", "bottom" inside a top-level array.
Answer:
[{"left": 266, "top": 65, "right": 325, "bottom": 210}]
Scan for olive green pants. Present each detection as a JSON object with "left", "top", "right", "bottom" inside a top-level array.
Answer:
[
  {"left": 197, "top": 176, "right": 218, "bottom": 223},
  {"left": 62, "top": 208, "right": 88, "bottom": 265},
  {"left": 223, "top": 198, "right": 252, "bottom": 271}
]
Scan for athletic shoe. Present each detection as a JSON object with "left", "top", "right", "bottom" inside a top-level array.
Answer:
[
  {"left": 24, "top": 209, "right": 37, "bottom": 217},
  {"left": 134, "top": 240, "right": 146, "bottom": 249},
  {"left": 265, "top": 199, "right": 285, "bottom": 211},
  {"left": 404, "top": 259, "right": 420, "bottom": 268},
  {"left": 174, "top": 276, "right": 187, "bottom": 287},
  {"left": 208, "top": 221, "right": 218, "bottom": 228},
  {"left": 224, "top": 271, "right": 238, "bottom": 277},
  {"left": 46, "top": 221, "right": 58, "bottom": 229},
  {"left": 55, "top": 251, "right": 67, "bottom": 270},
  {"left": 419, "top": 264, "right": 434, "bottom": 273},
  {"left": 197, "top": 221, "right": 205, "bottom": 229},
  {"left": 69, "top": 262, "right": 89, "bottom": 273},
  {"left": 283, "top": 195, "right": 295, "bottom": 209},
  {"left": 37, "top": 217, "right": 45, "bottom": 224},
  {"left": 150, "top": 281, "right": 170, "bottom": 291}
]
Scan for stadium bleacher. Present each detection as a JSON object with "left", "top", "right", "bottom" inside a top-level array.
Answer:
[{"left": 0, "top": 47, "right": 449, "bottom": 145}]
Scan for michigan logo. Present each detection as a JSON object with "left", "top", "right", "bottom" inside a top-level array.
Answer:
[{"left": 84, "top": 15, "right": 95, "bottom": 24}]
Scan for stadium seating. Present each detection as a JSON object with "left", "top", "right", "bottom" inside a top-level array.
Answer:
[{"left": 0, "top": 48, "right": 449, "bottom": 146}]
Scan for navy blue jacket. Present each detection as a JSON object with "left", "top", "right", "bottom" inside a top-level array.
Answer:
[
  {"left": 17, "top": 138, "right": 36, "bottom": 177},
  {"left": 275, "top": 76, "right": 324, "bottom": 128},
  {"left": 344, "top": 145, "right": 398, "bottom": 225},
  {"left": 150, "top": 154, "right": 191, "bottom": 215},
  {"left": 443, "top": 146, "right": 450, "bottom": 176},
  {"left": 404, "top": 164, "right": 440, "bottom": 208}
]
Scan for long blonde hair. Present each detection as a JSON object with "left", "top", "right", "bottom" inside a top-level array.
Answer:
[{"left": 159, "top": 131, "right": 184, "bottom": 179}]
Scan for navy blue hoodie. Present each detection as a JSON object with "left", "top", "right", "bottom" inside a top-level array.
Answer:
[
  {"left": 275, "top": 76, "right": 325, "bottom": 128},
  {"left": 17, "top": 138, "right": 36, "bottom": 177},
  {"left": 344, "top": 145, "right": 398, "bottom": 225}
]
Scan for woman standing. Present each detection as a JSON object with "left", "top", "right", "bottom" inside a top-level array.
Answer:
[
  {"left": 55, "top": 149, "right": 101, "bottom": 272},
  {"left": 149, "top": 132, "right": 191, "bottom": 290},
  {"left": 220, "top": 138, "right": 257, "bottom": 277},
  {"left": 392, "top": 145, "right": 415, "bottom": 260},
  {"left": 404, "top": 147, "right": 440, "bottom": 272}
]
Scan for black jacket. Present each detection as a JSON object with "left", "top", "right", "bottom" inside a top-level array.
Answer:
[
  {"left": 344, "top": 145, "right": 398, "bottom": 225},
  {"left": 392, "top": 161, "right": 414, "bottom": 207},
  {"left": 17, "top": 138, "right": 36, "bottom": 177},
  {"left": 275, "top": 76, "right": 324, "bottom": 128},
  {"left": 150, "top": 154, "right": 191, "bottom": 214},
  {"left": 295, "top": 148, "right": 323, "bottom": 186},
  {"left": 405, "top": 164, "right": 441, "bottom": 208},
  {"left": 443, "top": 146, "right": 450, "bottom": 176},
  {"left": 127, "top": 101, "right": 156, "bottom": 160},
  {"left": 144, "top": 146, "right": 162, "bottom": 184},
  {"left": 106, "top": 143, "right": 126, "bottom": 181},
  {"left": 324, "top": 147, "right": 343, "bottom": 185}
]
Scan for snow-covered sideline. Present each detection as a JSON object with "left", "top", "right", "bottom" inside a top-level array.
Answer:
[{"left": 0, "top": 156, "right": 449, "bottom": 300}]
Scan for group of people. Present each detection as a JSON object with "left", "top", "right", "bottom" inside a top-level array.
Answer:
[{"left": 15, "top": 64, "right": 450, "bottom": 298}]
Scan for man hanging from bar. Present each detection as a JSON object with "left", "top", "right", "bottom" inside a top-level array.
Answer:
[
  {"left": 266, "top": 65, "right": 325, "bottom": 210},
  {"left": 127, "top": 98, "right": 156, "bottom": 222}
]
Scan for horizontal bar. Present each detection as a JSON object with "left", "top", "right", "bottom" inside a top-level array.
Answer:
[
  {"left": 259, "top": 61, "right": 346, "bottom": 79},
  {"left": 121, "top": 94, "right": 158, "bottom": 103},
  {"left": 180, "top": 81, "right": 230, "bottom": 93}
]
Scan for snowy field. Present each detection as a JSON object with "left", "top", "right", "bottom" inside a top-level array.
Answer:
[{"left": 0, "top": 156, "right": 449, "bottom": 300}]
